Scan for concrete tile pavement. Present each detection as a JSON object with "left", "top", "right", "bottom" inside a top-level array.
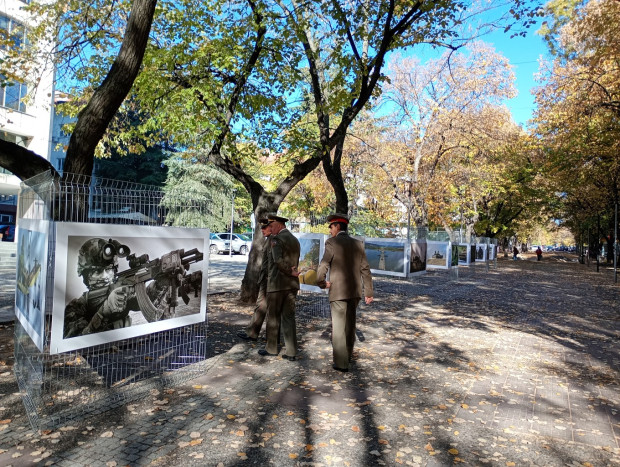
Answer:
[{"left": 0, "top": 256, "right": 618, "bottom": 465}]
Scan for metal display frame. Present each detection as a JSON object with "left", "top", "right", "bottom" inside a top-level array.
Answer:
[{"left": 14, "top": 172, "right": 211, "bottom": 432}]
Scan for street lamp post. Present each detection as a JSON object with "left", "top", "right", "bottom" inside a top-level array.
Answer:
[{"left": 229, "top": 189, "right": 236, "bottom": 257}]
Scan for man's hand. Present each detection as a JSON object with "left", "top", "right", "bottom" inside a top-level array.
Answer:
[
  {"left": 364, "top": 296, "right": 373, "bottom": 305},
  {"left": 291, "top": 266, "right": 300, "bottom": 277},
  {"left": 101, "top": 286, "right": 130, "bottom": 319}
]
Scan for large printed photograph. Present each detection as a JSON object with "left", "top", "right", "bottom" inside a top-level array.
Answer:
[
  {"left": 489, "top": 244, "right": 497, "bottom": 260},
  {"left": 475, "top": 244, "right": 487, "bottom": 261},
  {"left": 409, "top": 240, "right": 427, "bottom": 274},
  {"left": 294, "top": 233, "right": 327, "bottom": 293},
  {"left": 365, "top": 238, "right": 407, "bottom": 277},
  {"left": 458, "top": 244, "right": 469, "bottom": 265},
  {"left": 51, "top": 223, "right": 209, "bottom": 354},
  {"left": 426, "top": 241, "right": 450, "bottom": 269},
  {"left": 15, "top": 219, "right": 50, "bottom": 352}
]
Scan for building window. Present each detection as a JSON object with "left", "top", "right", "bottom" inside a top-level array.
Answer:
[
  {"left": 0, "top": 195, "right": 17, "bottom": 205},
  {"left": 1, "top": 78, "right": 27, "bottom": 112},
  {"left": 0, "top": 15, "right": 28, "bottom": 112},
  {"left": 0, "top": 130, "right": 30, "bottom": 147},
  {"left": 0, "top": 15, "right": 28, "bottom": 50}
]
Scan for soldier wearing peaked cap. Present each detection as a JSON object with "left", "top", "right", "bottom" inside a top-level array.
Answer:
[
  {"left": 257, "top": 213, "right": 301, "bottom": 361},
  {"left": 316, "top": 213, "right": 373, "bottom": 372}
]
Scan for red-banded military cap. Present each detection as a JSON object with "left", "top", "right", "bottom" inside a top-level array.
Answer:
[{"left": 326, "top": 213, "right": 349, "bottom": 224}]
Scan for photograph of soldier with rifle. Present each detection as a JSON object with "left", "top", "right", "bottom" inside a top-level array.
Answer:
[{"left": 50, "top": 223, "right": 208, "bottom": 354}]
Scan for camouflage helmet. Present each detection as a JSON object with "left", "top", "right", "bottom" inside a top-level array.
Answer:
[{"left": 77, "top": 238, "right": 130, "bottom": 278}]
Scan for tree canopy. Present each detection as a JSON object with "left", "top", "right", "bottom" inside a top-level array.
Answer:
[{"left": 533, "top": 0, "right": 620, "bottom": 252}]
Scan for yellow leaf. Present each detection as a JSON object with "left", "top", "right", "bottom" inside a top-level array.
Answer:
[
  {"left": 425, "top": 443, "right": 434, "bottom": 451},
  {"left": 461, "top": 404, "right": 469, "bottom": 409},
  {"left": 0, "top": 419, "right": 11, "bottom": 424},
  {"left": 204, "top": 413, "right": 214, "bottom": 420},
  {"left": 351, "top": 426, "right": 360, "bottom": 432},
  {"left": 235, "top": 430, "right": 245, "bottom": 436},
  {"left": 287, "top": 411, "right": 294, "bottom": 415},
  {"left": 289, "top": 453, "right": 298, "bottom": 459},
  {"left": 189, "top": 439, "right": 202, "bottom": 446},
  {"left": 448, "top": 448, "right": 459, "bottom": 455},
  {"left": 454, "top": 430, "right": 460, "bottom": 435},
  {"left": 192, "top": 385, "right": 202, "bottom": 389},
  {"left": 506, "top": 463, "right": 516, "bottom": 467},
  {"left": 305, "top": 444, "right": 314, "bottom": 451},
  {"left": 438, "top": 404, "right": 447, "bottom": 410},
  {"left": 378, "top": 439, "right": 389, "bottom": 445},
  {"left": 377, "top": 425, "right": 386, "bottom": 430},
  {"left": 237, "top": 452, "right": 246, "bottom": 457},
  {"left": 272, "top": 415, "right": 278, "bottom": 419},
  {"left": 227, "top": 414, "right": 236, "bottom": 420}
]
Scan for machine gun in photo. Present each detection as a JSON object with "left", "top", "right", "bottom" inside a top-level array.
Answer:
[{"left": 89, "top": 246, "right": 204, "bottom": 322}]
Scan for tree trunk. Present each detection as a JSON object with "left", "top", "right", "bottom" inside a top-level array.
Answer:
[
  {"left": 239, "top": 196, "right": 284, "bottom": 303},
  {"left": 63, "top": 0, "right": 157, "bottom": 178},
  {"left": 0, "top": 140, "right": 57, "bottom": 180},
  {"left": 322, "top": 138, "right": 349, "bottom": 213}
]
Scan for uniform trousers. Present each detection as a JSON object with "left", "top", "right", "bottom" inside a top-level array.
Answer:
[
  {"left": 330, "top": 298, "right": 360, "bottom": 370},
  {"left": 265, "top": 290, "right": 298, "bottom": 357},
  {"left": 245, "top": 288, "right": 267, "bottom": 339}
]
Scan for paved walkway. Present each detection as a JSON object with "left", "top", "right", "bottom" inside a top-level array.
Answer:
[{"left": 0, "top": 254, "right": 619, "bottom": 466}]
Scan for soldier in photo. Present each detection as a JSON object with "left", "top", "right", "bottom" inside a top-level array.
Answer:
[{"left": 64, "top": 238, "right": 202, "bottom": 338}]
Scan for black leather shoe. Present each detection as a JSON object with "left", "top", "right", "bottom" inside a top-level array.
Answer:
[
  {"left": 258, "top": 349, "right": 277, "bottom": 356},
  {"left": 237, "top": 331, "right": 257, "bottom": 341},
  {"left": 332, "top": 365, "right": 349, "bottom": 372},
  {"left": 282, "top": 355, "right": 296, "bottom": 361}
]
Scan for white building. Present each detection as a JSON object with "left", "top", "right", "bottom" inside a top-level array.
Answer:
[
  {"left": 49, "top": 91, "right": 72, "bottom": 175},
  {"left": 0, "top": 0, "right": 54, "bottom": 219}
]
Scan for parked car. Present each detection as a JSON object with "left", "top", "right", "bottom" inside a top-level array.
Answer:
[
  {"left": 0, "top": 225, "right": 15, "bottom": 242},
  {"left": 209, "top": 233, "right": 230, "bottom": 255},
  {"left": 215, "top": 233, "right": 252, "bottom": 255}
]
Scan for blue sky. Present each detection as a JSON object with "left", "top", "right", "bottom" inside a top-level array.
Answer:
[
  {"left": 382, "top": 13, "right": 551, "bottom": 130},
  {"left": 483, "top": 23, "right": 550, "bottom": 128}
]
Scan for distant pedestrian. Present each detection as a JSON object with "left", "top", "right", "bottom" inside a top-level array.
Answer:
[
  {"left": 513, "top": 246, "right": 519, "bottom": 260},
  {"left": 317, "top": 213, "right": 373, "bottom": 372},
  {"left": 258, "top": 213, "right": 300, "bottom": 361},
  {"left": 236, "top": 219, "right": 273, "bottom": 342},
  {"left": 536, "top": 246, "right": 543, "bottom": 261}
]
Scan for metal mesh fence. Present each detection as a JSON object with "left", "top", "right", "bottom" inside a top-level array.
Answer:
[
  {"left": 14, "top": 172, "right": 501, "bottom": 431},
  {"left": 15, "top": 172, "right": 212, "bottom": 431}
]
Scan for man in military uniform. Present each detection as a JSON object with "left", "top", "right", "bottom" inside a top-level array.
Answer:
[
  {"left": 317, "top": 214, "right": 373, "bottom": 372},
  {"left": 258, "top": 213, "right": 300, "bottom": 361},
  {"left": 236, "top": 218, "right": 273, "bottom": 341},
  {"left": 64, "top": 238, "right": 166, "bottom": 338}
]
